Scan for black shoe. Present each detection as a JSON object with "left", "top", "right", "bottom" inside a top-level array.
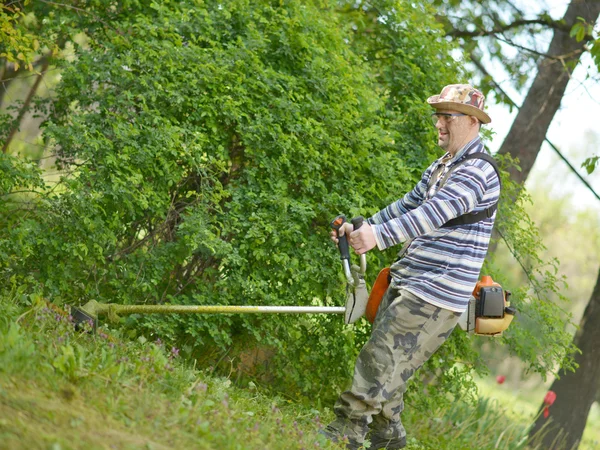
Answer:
[
  {"left": 319, "top": 426, "right": 363, "bottom": 449},
  {"left": 368, "top": 434, "right": 406, "bottom": 449}
]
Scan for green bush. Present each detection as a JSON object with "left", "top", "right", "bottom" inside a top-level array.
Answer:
[{"left": 0, "top": 0, "right": 460, "bottom": 401}]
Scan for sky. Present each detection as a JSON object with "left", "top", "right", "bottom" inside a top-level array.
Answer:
[{"left": 482, "top": 0, "right": 600, "bottom": 215}]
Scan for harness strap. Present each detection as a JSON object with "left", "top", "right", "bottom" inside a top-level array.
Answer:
[{"left": 427, "top": 152, "right": 501, "bottom": 228}]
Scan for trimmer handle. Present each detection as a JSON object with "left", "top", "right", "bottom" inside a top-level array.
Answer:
[
  {"left": 330, "top": 215, "right": 350, "bottom": 261},
  {"left": 351, "top": 216, "right": 367, "bottom": 275},
  {"left": 351, "top": 216, "right": 364, "bottom": 230}
]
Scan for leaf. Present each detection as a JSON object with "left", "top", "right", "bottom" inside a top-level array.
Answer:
[
  {"left": 581, "top": 156, "right": 599, "bottom": 175},
  {"left": 570, "top": 22, "right": 583, "bottom": 39}
]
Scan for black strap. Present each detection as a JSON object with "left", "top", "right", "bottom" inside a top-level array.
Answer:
[{"left": 438, "top": 153, "right": 501, "bottom": 228}]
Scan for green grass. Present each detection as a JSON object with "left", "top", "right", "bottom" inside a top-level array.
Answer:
[
  {"left": 0, "top": 296, "right": 339, "bottom": 450},
  {"left": 1, "top": 293, "right": 597, "bottom": 450},
  {"left": 475, "top": 376, "right": 600, "bottom": 450}
]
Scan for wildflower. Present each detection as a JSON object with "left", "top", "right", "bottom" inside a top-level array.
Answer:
[
  {"left": 496, "top": 375, "right": 506, "bottom": 384},
  {"left": 171, "top": 347, "right": 180, "bottom": 358},
  {"left": 544, "top": 390, "right": 557, "bottom": 406},
  {"left": 314, "top": 415, "right": 322, "bottom": 429},
  {"left": 543, "top": 390, "right": 557, "bottom": 418},
  {"left": 222, "top": 394, "right": 229, "bottom": 409}
]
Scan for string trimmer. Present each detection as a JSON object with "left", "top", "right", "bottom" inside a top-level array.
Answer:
[{"left": 71, "top": 215, "right": 368, "bottom": 330}]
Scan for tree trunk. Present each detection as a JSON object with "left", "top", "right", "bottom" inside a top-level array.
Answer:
[
  {"left": 488, "top": 2, "right": 600, "bottom": 447},
  {"left": 1, "top": 57, "right": 50, "bottom": 154},
  {"left": 0, "top": 60, "right": 17, "bottom": 107},
  {"left": 497, "top": 0, "right": 600, "bottom": 185},
  {"left": 529, "top": 267, "right": 600, "bottom": 449}
]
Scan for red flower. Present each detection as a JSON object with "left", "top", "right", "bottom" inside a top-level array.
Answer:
[
  {"left": 496, "top": 375, "right": 506, "bottom": 384},
  {"left": 543, "top": 391, "right": 556, "bottom": 419},
  {"left": 544, "top": 391, "right": 557, "bottom": 406}
]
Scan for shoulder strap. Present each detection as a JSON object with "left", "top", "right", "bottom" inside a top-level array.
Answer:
[{"left": 440, "top": 152, "right": 501, "bottom": 228}]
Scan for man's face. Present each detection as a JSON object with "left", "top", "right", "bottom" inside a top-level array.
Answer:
[{"left": 434, "top": 110, "right": 475, "bottom": 155}]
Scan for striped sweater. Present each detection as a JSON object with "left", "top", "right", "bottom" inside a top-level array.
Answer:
[{"left": 368, "top": 137, "right": 500, "bottom": 312}]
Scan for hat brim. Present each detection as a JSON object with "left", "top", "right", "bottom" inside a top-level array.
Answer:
[{"left": 427, "top": 96, "right": 491, "bottom": 124}]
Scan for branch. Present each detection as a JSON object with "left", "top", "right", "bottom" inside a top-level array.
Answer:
[
  {"left": 470, "top": 55, "right": 515, "bottom": 109},
  {"left": 36, "top": 0, "right": 125, "bottom": 36},
  {"left": 448, "top": 18, "right": 572, "bottom": 38},
  {"left": 470, "top": 54, "right": 600, "bottom": 203},
  {"left": 504, "top": 0, "right": 526, "bottom": 17},
  {"left": 36, "top": 0, "right": 90, "bottom": 15},
  {"left": 495, "top": 228, "right": 543, "bottom": 302},
  {"left": 495, "top": 34, "right": 584, "bottom": 61}
]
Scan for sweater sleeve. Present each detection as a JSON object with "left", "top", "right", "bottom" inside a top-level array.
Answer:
[
  {"left": 367, "top": 163, "right": 434, "bottom": 226},
  {"left": 371, "top": 163, "right": 490, "bottom": 250}
]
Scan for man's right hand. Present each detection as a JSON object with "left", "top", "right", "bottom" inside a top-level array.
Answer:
[{"left": 330, "top": 222, "right": 354, "bottom": 245}]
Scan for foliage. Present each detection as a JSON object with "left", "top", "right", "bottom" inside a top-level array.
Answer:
[
  {"left": 581, "top": 155, "right": 599, "bottom": 174},
  {"left": 572, "top": 18, "right": 600, "bottom": 183},
  {"left": 0, "top": 0, "right": 461, "bottom": 403},
  {"left": 0, "top": 0, "right": 581, "bottom": 411},
  {"left": 0, "top": 2, "right": 40, "bottom": 71},
  {"left": 571, "top": 15, "right": 600, "bottom": 73},
  {"left": 481, "top": 147, "right": 600, "bottom": 386},
  {"left": 428, "top": 0, "right": 599, "bottom": 110},
  {"left": 482, "top": 155, "right": 578, "bottom": 378},
  {"left": 0, "top": 152, "right": 44, "bottom": 195}
]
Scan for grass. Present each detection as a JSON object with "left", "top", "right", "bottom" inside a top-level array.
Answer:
[
  {"left": 1, "top": 293, "right": 597, "bottom": 450},
  {"left": 0, "top": 296, "right": 338, "bottom": 450},
  {"left": 475, "top": 376, "right": 600, "bottom": 450}
]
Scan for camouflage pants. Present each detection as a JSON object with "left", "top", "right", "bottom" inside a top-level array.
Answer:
[{"left": 328, "top": 286, "right": 461, "bottom": 446}]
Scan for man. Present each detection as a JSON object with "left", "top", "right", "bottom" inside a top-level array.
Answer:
[{"left": 323, "top": 84, "right": 500, "bottom": 449}]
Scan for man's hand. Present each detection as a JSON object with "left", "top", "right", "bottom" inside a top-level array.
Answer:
[
  {"left": 330, "top": 220, "right": 377, "bottom": 254},
  {"left": 330, "top": 222, "right": 353, "bottom": 245},
  {"left": 349, "top": 223, "right": 377, "bottom": 254}
]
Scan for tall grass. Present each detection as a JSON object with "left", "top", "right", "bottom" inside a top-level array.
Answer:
[
  {"left": 407, "top": 392, "right": 584, "bottom": 450},
  {"left": 1, "top": 291, "right": 595, "bottom": 449},
  {"left": 0, "top": 293, "right": 335, "bottom": 449}
]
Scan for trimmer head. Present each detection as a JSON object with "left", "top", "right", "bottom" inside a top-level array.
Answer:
[{"left": 71, "top": 300, "right": 100, "bottom": 331}]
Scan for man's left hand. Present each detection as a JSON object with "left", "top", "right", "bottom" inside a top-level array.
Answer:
[{"left": 349, "top": 223, "right": 377, "bottom": 254}]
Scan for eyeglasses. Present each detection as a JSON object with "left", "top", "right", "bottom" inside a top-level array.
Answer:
[{"left": 431, "top": 112, "right": 466, "bottom": 125}]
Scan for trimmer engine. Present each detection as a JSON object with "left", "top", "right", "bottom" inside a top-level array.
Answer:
[{"left": 458, "top": 275, "right": 516, "bottom": 336}]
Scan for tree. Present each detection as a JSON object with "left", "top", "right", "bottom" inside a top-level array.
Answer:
[
  {"left": 530, "top": 268, "right": 600, "bottom": 449},
  {"left": 432, "top": 0, "right": 600, "bottom": 446},
  {"left": 495, "top": 0, "right": 600, "bottom": 185}
]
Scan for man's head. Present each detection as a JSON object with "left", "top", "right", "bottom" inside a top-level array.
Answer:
[{"left": 427, "top": 84, "right": 490, "bottom": 155}]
